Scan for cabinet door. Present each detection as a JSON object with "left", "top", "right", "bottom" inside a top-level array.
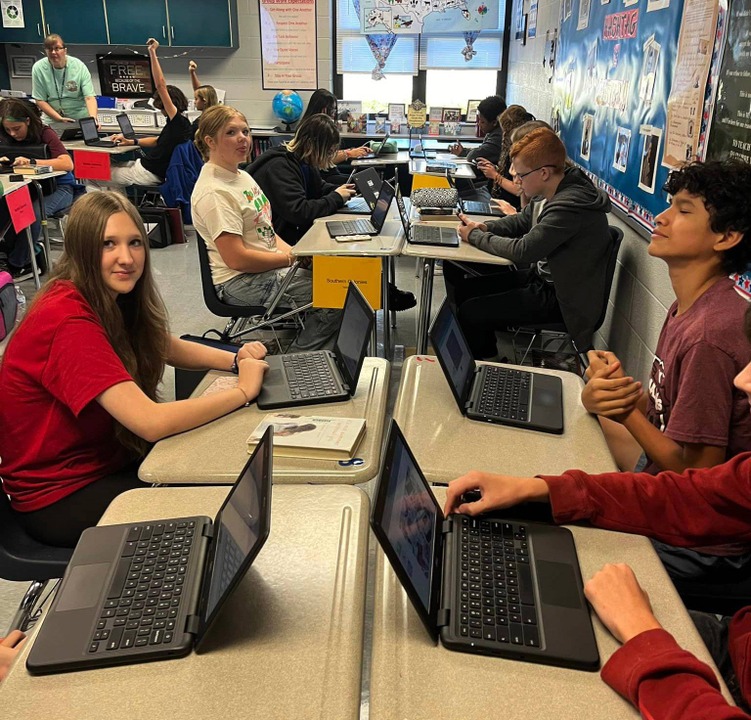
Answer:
[
  {"left": 0, "top": 0, "right": 45, "bottom": 43},
  {"left": 106, "top": 0, "right": 168, "bottom": 46},
  {"left": 167, "top": 0, "right": 233, "bottom": 47},
  {"left": 42, "top": 0, "right": 108, "bottom": 44}
]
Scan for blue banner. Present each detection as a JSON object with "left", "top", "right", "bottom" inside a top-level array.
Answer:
[{"left": 552, "top": 0, "right": 684, "bottom": 229}]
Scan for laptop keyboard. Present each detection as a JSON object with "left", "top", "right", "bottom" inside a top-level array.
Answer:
[
  {"left": 332, "top": 219, "right": 374, "bottom": 235},
  {"left": 283, "top": 352, "right": 340, "bottom": 400},
  {"left": 477, "top": 366, "right": 531, "bottom": 422},
  {"left": 458, "top": 517, "right": 540, "bottom": 647},
  {"left": 88, "top": 521, "right": 196, "bottom": 653}
]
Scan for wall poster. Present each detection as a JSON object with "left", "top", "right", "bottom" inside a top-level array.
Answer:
[{"left": 259, "top": 0, "right": 318, "bottom": 90}]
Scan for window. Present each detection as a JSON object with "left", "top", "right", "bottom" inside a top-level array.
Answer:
[
  {"left": 425, "top": 69, "right": 500, "bottom": 112},
  {"left": 341, "top": 73, "right": 414, "bottom": 114}
]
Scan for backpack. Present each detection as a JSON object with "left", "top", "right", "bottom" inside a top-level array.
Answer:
[{"left": 0, "top": 271, "right": 17, "bottom": 341}]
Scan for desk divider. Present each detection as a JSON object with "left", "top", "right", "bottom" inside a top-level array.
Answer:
[{"left": 312, "top": 256, "right": 382, "bottom": 309}]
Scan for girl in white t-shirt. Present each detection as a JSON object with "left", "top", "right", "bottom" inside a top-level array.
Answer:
[{"left": 191, "top": 105, "right": 340, "bottom": 352}]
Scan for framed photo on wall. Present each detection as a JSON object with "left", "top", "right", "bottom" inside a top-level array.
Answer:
[
  {"left": 10, "top": 56, "right": 34, "bottom": 78},
  {"left": 466, "top": 100, "right": 481, "bottom": 123},
  {"left": 441, "top": 107, "right": 461, "bottom": 123}
]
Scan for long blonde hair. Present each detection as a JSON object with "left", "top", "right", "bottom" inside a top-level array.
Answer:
[{"left": 27, "top": 192, "right": 169, "bottom": 456}]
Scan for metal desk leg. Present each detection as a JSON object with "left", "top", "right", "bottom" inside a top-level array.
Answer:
[
  {"left": 388, "top": 256, "right": 397, "bottom": 328},
  {"left": 24, "top": 225, "right": 41, "bottom": 290},
  {"left": 416, "top": 257, "right": 435, "bottom": 355},
  {"left": 381, "top": 257, "right": 391, "bottom": 360},
  {"left": 33, "top": 181, "right": 52, "bottom": 271}
]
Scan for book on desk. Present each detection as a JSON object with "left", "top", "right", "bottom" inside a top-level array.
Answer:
[{"left": 247, "top": 413, "right": 366, "bottom": 461}]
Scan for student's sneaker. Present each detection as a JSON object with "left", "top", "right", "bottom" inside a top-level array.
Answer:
[
  {"left": 9, "top": 263, "right": 41, "bottom": 282},
  {"left": 388, "top": 282, "right": 417, "bottom": 312}
]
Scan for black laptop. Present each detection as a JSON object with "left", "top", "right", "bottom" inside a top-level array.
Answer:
[
  {"left": 79, "top": 116, "right": 117, "bottom": 147},
  {"left": 429, "top": 301, "right": 564, "bottom": 434},
  {"left": 371, "top": 420, "right": 599, "bottom": 670},
  {"left": 0, "top": 143, "right": 49, "bottom": 172},
  {"left": 395, "top": 183, "right": 459, "bottom": 247},
  {"left": 447, "top": 174, "right": 504, "bottom": 217},
  {"left": 341, "top": 167, "right": 383, "bottom": 215},
  {"left": 26, "top": 427, "right": 274, "bottom": 675},
  {"left": 361, "top": 131, "right": 390, "bottom": 159},
  {"left": 59, "top": 126, "right": 84, "bottom": 141},
  {"left": 326, "top": 179, "right": 395, "bottom": 237},
  {"left": 116, "top": 112, "right": 138, "bottom": 140},
  {"left": 256, "top": 282, "right": 374, "bottom": 410}
]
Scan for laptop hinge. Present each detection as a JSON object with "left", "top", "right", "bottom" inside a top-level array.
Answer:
[
  {"left": 184, "top": 614, "right": 201, "bottom": 636},
  {"left": 441, "top": 517, "right": 454, "bottom": 534},
  {"left": 201, "top": 523, "right": 214, "bottom": 539},
  {"left": 437, "top": 608, "right": 450, "bottom": 629}
]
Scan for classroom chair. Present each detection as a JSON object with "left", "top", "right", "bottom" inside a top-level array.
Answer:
[
  {"left": 196, "top": 233, "right": 308, "bottom": 349},
  {"left": 511, "top": 226, "right": 624, "bottom": 372},
  {"left": 0, "top": 489, "right": 72, "bottom": 633}
]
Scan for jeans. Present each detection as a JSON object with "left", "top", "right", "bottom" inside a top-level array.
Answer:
[{"left": 219, "top": 266, "right": 342, "bottom": 352}]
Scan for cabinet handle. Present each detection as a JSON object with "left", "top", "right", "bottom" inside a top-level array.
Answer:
[
  {"left": 162, "top": 26, "right": 166, "bottom": 38},
  {"left": 170, "top": 26, "right": 174, "bottom": 40},
  {"left": 46, "top": 24, "right": 50, "bottom": 34},
  {"left": 37, "top": 23, "right": 41, "bottom": 37}
]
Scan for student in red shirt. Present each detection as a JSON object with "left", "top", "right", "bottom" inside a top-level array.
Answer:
[
  {"left": 0, "top": 192, "right": 269, "bottom": 547},
  {"left": 443, "top": 305, "right": 751, "bottom": 718}
]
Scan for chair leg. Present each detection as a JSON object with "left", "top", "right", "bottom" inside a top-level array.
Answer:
[{"left": 7, "top": 580, "right": 48, "bottom": 634}]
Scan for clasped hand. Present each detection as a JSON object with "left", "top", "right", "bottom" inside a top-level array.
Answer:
[{"left": 580, "top": 350, "right": 642, "bottom": 421}]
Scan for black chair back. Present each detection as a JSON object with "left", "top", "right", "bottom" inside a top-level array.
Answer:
[{"left": 0, "top": 489, "right": 71, "bottom": 582}]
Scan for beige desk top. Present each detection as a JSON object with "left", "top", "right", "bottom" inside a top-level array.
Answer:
[
  {"left": 409, "top": 158, "right": 476, "bottom": 179},
  {"left": 352, "top": 150, "right": 411, "bottom": 166},
  {"left": 292, "top": 202, "right": 405, "bottom": 257},
  {"left": 401, "top": 224, "right": 513, "bottom": 264},
  {"left": 64, "top": 141, "right": 136, "bottom": 155},
  {"left": 370, "top": 487, "right": 729, "bottom": 719},
  {"left": 4, "top": 484, "right": 369, "bottom": 720},
  {"left": 392, "top": 356, "right": 617, "bottom": 483},
  {"left": 139, "top": 357, "right": 390, "bottom": 486}
]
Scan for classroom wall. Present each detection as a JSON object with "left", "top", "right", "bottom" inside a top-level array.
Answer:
[
  {"left": 505, "top": 0, "right": 671, "bottom": 384},
  {"left": 3, "top": 0, "right": 332, "bottom": 126}
]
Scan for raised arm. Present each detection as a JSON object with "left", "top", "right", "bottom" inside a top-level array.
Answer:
[
  {"left": 188, "top": 60, "right": 201, "bottom": 91},
  {"left": 147, "top": 38, "right": 177, "bottom": 120}
]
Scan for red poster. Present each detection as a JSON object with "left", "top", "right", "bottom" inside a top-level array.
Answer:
[
  {"left": 73, "top": 150, "right": 112, "bottom": 181},
  {"left": 6, "top": 183, "right": 36, "bottom": 233}
]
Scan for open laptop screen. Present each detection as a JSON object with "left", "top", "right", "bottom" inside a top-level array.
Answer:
[
  {"left": 370, "top": 180, "right": 395, "bottom": 231},
  {"left": 116, "top": 112, "right": 136, "bottom": 139},
  {"left": 196, "top": 426, "right": 273, "bottom": 647},
  {"left": 430, "top": 301, "right": 476, "bottom": 410},
  {"left": 335, "top": 282, "right": 374, "bottom": 391},
  {"left": 371, "top": 421, "right": 443, "bottom": 639},
  {"left": 79, "top": 117, "right": 100, "bottom": 143}
]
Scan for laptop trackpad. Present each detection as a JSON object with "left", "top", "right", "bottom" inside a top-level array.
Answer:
[
  {"left": 265, "top": 369, "right": 284, "bottom": 385},
  {"left": 536, "top": 559, "right": 582, "bottom": 609},
  {"left": 56, "top": 563, "right": 110, "bottom": 612}
]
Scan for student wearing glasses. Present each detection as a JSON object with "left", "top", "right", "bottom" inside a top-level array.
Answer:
[
  {"left": 31, "top": 34, "right": 97, "bottom": 123},
  {"left": 446, "top": 127, "right": 611, "bottom": 360}
]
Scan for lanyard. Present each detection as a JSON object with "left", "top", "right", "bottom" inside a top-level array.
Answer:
[{"left": 50, "top": 62, "right": 68, "bottom": 116}]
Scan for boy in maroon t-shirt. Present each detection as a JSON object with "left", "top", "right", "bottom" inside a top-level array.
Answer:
[{"left": 579, "top": 160, "right": 751, "bottom": 594}]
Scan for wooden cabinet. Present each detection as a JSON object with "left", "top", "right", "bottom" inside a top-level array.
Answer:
[
  {"left": 106, "top": 0, "right": 168, "bottom": 46},
  {"left": 0, "top": 1, "right": 45, "bottom": 44},
  {"left": 0, "top": 0, "right": 238, "bottom": 48},
  {"left": 42, "top": 0, "right": 108, "bottom": 45}
]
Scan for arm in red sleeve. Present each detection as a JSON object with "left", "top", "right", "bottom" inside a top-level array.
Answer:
[
  {"left": 539, "top": 453, "right": 751, "bottom": 548},
  {"left": 730, "top": 608, "right": 751, "bottom": 704},
  {"left": 602, "top": 629, "right": 749, "bottom": 719}
]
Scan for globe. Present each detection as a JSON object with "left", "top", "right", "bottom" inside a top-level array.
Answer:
[{"left": 271, "top": 90, "right": 304, "bottom": 131}]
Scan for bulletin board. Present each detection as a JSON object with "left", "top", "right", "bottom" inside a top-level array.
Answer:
[{"left": 551, "top": 0, "right": 720, "bottom": 232}]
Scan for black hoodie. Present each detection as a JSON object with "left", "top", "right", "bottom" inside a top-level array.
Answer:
[
  {"left": 467, "top": 167, "right": 612, "bottom": 351},
  {"left": 247, "top": 145, "right": 345, "bottom": 245}
]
